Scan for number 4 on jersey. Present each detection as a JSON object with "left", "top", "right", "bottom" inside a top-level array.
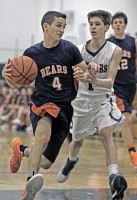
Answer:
[{"left": 52, "top": 77, "right": 62, "bottom": 90}]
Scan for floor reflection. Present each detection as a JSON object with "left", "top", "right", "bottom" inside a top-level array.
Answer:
[{"left": 1, "top": 188, "right": 137, "bottom": 200}]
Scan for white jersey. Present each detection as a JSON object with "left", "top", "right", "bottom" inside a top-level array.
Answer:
[
  {"left": 78, "top": 41, "right": 117, "bottom": 98},
  {"left": 71, "top": 41, "right": 124, "bottom": 141}
]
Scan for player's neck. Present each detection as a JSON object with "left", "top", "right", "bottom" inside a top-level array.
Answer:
[
  {"left": 114, "top": 33, "right": 126, "bottom": 40},
  {"left": 89, "top": 38, "right": 106, "bottom": 52},
  {"left": 43, "top": 40, "right": 59, "bottom": 49}
]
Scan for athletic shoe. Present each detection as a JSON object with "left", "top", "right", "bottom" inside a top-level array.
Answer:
[
  {"left": 109, "top": 173, "right": 128, "bottom": 200},
  {"left": 9, "top": 138, "right": 23, "bottom": 173},
  {"left": 0, "top": 124, "right": 9, "bottom": 131},
  {"left": 0, "top": 115, "right": 9, "bottom": 121},
  {"left": 22, "top": 174, "right": 44, "bottom": 200},
  {"left": 129, "top": 151, "right": 137, "bottom": 167},
  {"left": 25, "top": 125, "right": 33, "bottom": 133},
  {"left": 12, "top": 118, "right": 21, "bottom": 124},
  {"left": 57, "top": 157, "right": 79, "bottom": 183}
]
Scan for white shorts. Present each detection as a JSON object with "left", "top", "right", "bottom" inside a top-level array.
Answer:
[{"left": 71, "top": 94, "right": 125, "bottom": 141}]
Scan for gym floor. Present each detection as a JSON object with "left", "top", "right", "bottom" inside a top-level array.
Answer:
[{"left": 0, "top": 131, "right": 137, "bottom": 200}]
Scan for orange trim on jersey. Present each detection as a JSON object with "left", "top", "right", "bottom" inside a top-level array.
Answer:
[
  {"left": 31, "top": 102, "right": 60, "bottom": 118},
  {"left": 113, "top": 93, "right": 125, "bottom": 112}
]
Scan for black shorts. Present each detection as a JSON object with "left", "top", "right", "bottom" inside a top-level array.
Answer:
[
  {"left": 114, "top": 83, "right": 136, "bottom": 113},
  {"left": 30, "top": 102, "right": 73, "bottom": 163}
]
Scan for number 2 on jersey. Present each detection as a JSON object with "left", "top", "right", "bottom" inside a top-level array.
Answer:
[{"left": 118, "top": 58, "right": 128, "bottom": 70}]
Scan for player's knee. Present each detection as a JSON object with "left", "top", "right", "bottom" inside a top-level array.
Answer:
[
  {"left": 40, "top": 156, "right": 53, "bottom": 169},
  {"left": 125, "top": 117, "right": 132, "bottom": 127},
  {"left": 100, "top": 128, "right": 113, "bottom": 142},
  {"left": 123, "top": 112, "right": 132, "bottom": 126},
  {"left": 40, "top": 162, "right": 52, "bottom": 169},
  {"left": 71, "top": 139, "right": 83, "bottom": 149}
]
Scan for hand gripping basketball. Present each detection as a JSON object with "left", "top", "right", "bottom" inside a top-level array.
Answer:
[{"left": 10, "top": 56, "right": 37, "bottom": 85}]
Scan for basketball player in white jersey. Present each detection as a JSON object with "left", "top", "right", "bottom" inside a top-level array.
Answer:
[{"left": 57, "top": 10, "right": 127, "bottom": 200}]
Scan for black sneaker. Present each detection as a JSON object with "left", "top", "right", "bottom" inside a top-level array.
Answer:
[
  {"left": 57, "top": 157, "right": 79, "bottom": 183},
  {"left": 109, "top": 173, "right": 128, "bottom": 200}
]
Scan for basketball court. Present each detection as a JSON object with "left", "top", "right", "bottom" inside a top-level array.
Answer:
[{"left": 0, "top": 131, "right": 137, "bottom": 199}]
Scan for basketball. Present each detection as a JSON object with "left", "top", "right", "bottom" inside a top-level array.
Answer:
[{"left": 10, "top": 56, "right": 37, "bottom": 85}]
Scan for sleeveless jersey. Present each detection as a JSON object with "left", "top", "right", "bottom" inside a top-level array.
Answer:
[
  {"left": 107, "top": 35, "right": 136, "bottom": 85},
  {"left": 77, "top": 41, "right": 117, "bottom": 97},
  {"left": 23, "top": 39, "right": 83, "bottom": 106}
]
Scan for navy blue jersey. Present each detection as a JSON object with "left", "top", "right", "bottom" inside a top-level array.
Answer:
[
  {"left": 23, "top": 39, "right": 83, "bottom": 106},
  {"left": 107, "top": 35, "right": 136, "bottom": 85}
]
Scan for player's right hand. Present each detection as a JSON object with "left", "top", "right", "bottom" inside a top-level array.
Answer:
[
  {"left": 2, "top": 58, "right": 12, "bottom": 81},
  {"left": 2, "top": 59, "right": 17, "bottom": 87}
]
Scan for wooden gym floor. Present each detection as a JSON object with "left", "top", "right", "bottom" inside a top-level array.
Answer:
[{"left": 0, "top": 130, "right": 137, "bottom": 199}]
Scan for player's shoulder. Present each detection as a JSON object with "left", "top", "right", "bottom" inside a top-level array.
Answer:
[
  {"left": 106, "top": 40, "right": 117, "bottom": 49},
  {"left": 60, "top": 39, "right": 76, "bottom": 47},
  {"left": 24, "top": 42, "right": 42, "bottom": 55},
  {"left": 77, "top": 42, "right": 86, "bottom": 52},
  {"left": 58, "top": 39, "right": 80, "bottom": 53},
  {"left": 105, "top": 41, "right": 121, "bottom": 56},
  {"left": 125, "top": 35, "right": 136, "bottom": 43},
  {"left": 77, "top": 43, "right": 85, "bottom": 51},
  {"left": 126, "top": 35, "right": 135, "bottom": 39},
  {"left": 107, "top": 35, "right": 115, "bottom": 41},
  {"left": 28, "top": 42, "right": 42, "bottom": 49}
]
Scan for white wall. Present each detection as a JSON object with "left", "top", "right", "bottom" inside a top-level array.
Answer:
[
  {"left": 0, "top": 0, "right": 137, "bottom": 63},
  {"left": 61, "top": 0, "right": 137, "bottom": 43},
  {"left": 0, "top": 0, "right": 39, "bottom": 62}
]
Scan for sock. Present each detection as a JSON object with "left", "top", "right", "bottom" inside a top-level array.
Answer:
[
  {"left": 24, "top": 148, "right": 30, "bottom": 157},
  {"left": 27, "top": 171, "right": 37, "bottom": 182},
  {"left": 20, "top": 145, "right": 29, "bottom": 156},
  {"left": 69, "top": 155, "right": 78, "bottom": 162},
  {"left": 127, "top": 144, "right": 136, "bottom": 153},
  {"left": 108, "top": 164, "right": 118, "bottom": 177}
]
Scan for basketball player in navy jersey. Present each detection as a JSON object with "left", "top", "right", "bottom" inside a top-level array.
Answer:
[
  {"left": 57, "top": 10, "right": 127, "bottom": 200},
  {"left": 107, "top": 12, "right": 137, "bottom": 167},
  {"left": 2, "top": 11, "right": 91, "bottom": 200}
]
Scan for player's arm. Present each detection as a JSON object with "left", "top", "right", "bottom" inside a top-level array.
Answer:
[
  {"left": 89, "top": 46, "right": 122, "bottom": 88},
  {"left": 74, "top": 60, "right": 88, "bottom": 72},
  {"left": 2, "top": 59, "right": 17, "bottom": 88},
  {"left": 73, "top": 61, "right": 94, "bottom": 81},
  {"left": 135, "top": 39, "right": 137, "bottom": 67}
]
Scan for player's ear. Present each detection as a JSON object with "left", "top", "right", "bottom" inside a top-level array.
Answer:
[
  {"left": 7, "top": 58, "right": 11, "bottom": 64},
  {"left": 105, "top": 24, "right": 110, "bottom": 32},
  {"left": 43, "top": 23, "right": 48, "bottom": 30}
]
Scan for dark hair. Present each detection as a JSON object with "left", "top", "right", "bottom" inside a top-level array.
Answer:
[
  {"left": 41, "top": 11, "right": 66, "bottom": 31},
  {"left": 111, "top": 12, "right": 128, "bottom": 24},
  {"left": 87, "top": 10, "right": 112, "bottom": 25}
]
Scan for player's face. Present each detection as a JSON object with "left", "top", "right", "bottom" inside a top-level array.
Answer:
[
  {"left": 44, "top": 17, "right": 66, "bottom": 43},
  {"left": 88, "top": 17, "right": 109, "bottom": 40},
  {"left": 111, "top": 18, "right": 126, "bottom": 35}
]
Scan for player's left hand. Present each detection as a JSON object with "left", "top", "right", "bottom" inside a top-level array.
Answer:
[
  {"left": 87, "top": 62, "right": 100, "bottom": 83},
  {"left": 88, "top": 62, "right": 100, "bottom": 75}
]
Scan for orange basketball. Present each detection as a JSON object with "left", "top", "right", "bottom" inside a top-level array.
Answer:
[{"left": 10, "top": 56, "right": 37, "bottom": 85}]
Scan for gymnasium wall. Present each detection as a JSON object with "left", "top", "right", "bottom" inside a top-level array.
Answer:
[{"left": 0, "top": 0, "right": 137, "bottom": 64}]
